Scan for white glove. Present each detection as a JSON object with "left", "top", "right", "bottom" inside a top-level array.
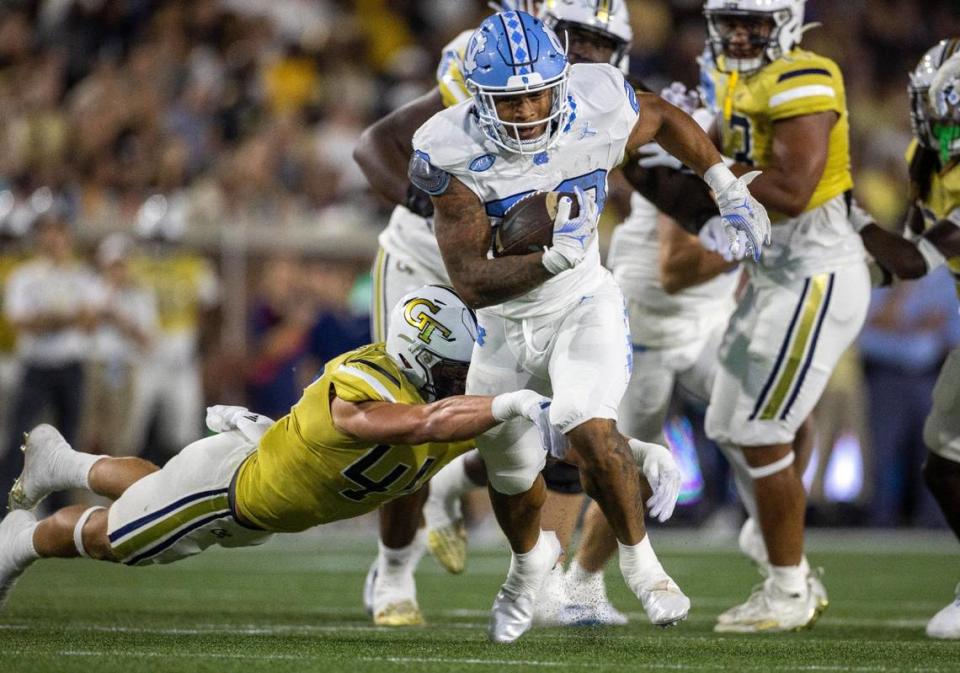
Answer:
[
  {"left": 704, "top": 164, "right": 771, "bottom": 262},
  {"left": 628, "top": 439, "right": 682, "bottom": 523},
  {"left": 660, "top": 81, "right": 700, "bottom": 115},
  {"left": 206, "top": 405, "right": 275, "bottom": 444},
  {"left": 637, "top": 142, "right": 683, "bottom": 170},
  {"left": 698, "top": 215, "right": 745, "bottom": 262},
  {"left": 491, "top": 390, "right": 568, "bottom": 458},
  {"left": 541, "top": 186, "right": 599, "bottom": 275}
]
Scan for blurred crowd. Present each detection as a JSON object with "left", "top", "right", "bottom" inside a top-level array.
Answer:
[{"left": 0, "top": 0, "right": 958, "bottom": 529}]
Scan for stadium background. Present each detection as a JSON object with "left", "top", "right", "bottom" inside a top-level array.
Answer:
[{"left": 0, "top": 0, "right": 958, "bottom": 535}]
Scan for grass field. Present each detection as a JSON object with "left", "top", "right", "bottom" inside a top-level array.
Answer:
[{"left": 2, "top": 529, "right": 958, "bottom": 673}]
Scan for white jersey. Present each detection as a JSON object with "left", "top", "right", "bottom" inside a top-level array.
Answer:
[
  {"left": 607, "top": 193, "right": 738, "bottom": 348},
  {"left": 413, "top": 63, "right": 639, "bottom": 320},
  {"left": 377, "top": 207, "right": 448, "bottom": 280}
]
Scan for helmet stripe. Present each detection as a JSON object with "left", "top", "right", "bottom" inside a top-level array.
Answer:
[{"left": 499, "top": 11, "right": 532, "bottom": 75}]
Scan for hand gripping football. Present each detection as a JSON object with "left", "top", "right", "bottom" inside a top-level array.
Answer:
[{"left": 494, "top": 191, "right": 580, "bottom": 257}]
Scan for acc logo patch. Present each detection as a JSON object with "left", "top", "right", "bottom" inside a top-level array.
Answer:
[
  {"left": 404, "top": 298, "right": 453, "bottom": 344},
  {"left": 469, "top": 154, "right": 496, "bottom": 172}
]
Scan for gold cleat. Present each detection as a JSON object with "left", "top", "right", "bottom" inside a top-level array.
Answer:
[
  {"left": 373, "top": 600, "right": 424, "bottom": 626},
  {"left": 427, "top": 520, "right": 467, "bottom": 574}
]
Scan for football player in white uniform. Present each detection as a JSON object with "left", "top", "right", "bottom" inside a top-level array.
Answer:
[
  {"left": 694, "top": 0, "right": 870, "bottom": 632},
  {"left": 354, "top": 0, "right": 679, "bottom": 629},
  {"left": 411, "top": 9, "right": 770, "bottom": 642},
  {"left": 850, "top": 44, "right": 960, "bottom": 640}
]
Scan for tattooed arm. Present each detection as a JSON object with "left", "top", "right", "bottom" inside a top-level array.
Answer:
[{"left": 432, "top": 176, "right": 552, "bottom": 309}]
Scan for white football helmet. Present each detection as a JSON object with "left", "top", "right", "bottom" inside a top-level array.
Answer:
[
  {"left": 540, "top": 0, "right": 633, "bottom": 72},
  {"left": 385, "top": 285, "right": 479, "bottom": 402},
  {"left": 910, "top": 39, "right": 960, "bottom": 160},
  {"left": 703, "top": 0, "right": 806, "bottom": 74}
]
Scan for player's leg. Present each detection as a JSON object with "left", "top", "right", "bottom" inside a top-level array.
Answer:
[
  {"left": 921, "top": 348, "right": 960, "bottom": 639},
  {"left": 364, "top": 487, "right": 428, "bottom": 625},
  {"left": 363, "top": 247, "right": 448, "bottom": 619},
  {"left": 422, "top": 449, "right": 486, "bottom": 573},
  {"left": 548, "top": 285, "right": 688, "bottom": 626},
  {"left": 564, "top": 344, "right": 676, "bottom": 626},
  {"left": 8, "top": 424, "right": 149, "bottom": 511},
  {"left": 467, "top": 315, "right": 561, "bottom": 643},
  {"left": 1, "top": 431, "right": 267, "bottom": 609},
  {"left": 709, "top": 267, "right": 869, "bottom": 633}
]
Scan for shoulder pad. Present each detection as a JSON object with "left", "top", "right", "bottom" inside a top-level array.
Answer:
[{"left": 408, "top": 150, "right": 451, "bottom": 196}]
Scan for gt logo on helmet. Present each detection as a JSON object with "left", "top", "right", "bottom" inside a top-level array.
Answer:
[{"left": 404, "top": 298, "right": 453, "bottom": 344}]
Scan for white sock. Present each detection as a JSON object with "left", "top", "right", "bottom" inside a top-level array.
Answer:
[
  {"left": 12, "top": 522, "right": 40, "bottom": 567},
  {"left": 68, "top": 451, "right": 106, "bottom": 491},
  {"left": 423, "top": 453, "right": 478, "bottom": 528},
  {"left": 377, "top": 529, "right": 426, "bottom": 583},
  {"left": 770, "top": 564, "right": 807, "bottom": 595},
  {"left": 502, "top": 530, "right": 556, "bottom": 598},
  {"left": 618, "top": 535, "right": 665, "bottom": 594}
]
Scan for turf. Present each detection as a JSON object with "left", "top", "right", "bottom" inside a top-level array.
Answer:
[{"left": 2, "top": 529, "right": 958, "bottom": 673}]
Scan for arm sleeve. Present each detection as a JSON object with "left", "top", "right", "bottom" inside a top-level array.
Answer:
[{"left": 4, "top": 270, "right": 30, "bottom": 322}]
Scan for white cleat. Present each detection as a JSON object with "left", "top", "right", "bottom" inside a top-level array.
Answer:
[
  {"left": 739, "top": 518, "right": 829, "bottom": 617},
  {"left": 489, "top": 532, "right": 562, "bottom": 643},
  {"left": 562, "top": 568, "right": 628, "bottom": 627},
  {"left": 0, "top": 509, "right": 37, "bottom": 610},
  {"left": 926, "top": 584, "right": 960, "bottom": 640},
  {"left": 366, "top": 560, "right": 423, "bottom": 626},
  {"left": 715, "top": 578, "right": 819, "bottom": 633},
  {"left": 637, "top": 574, "right": 690, "bottom": 627},
  {"left": 9, "top": 424, "right": 76, "bottom": 511}
]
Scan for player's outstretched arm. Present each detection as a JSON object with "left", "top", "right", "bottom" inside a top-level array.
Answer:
[
  {"left": 625, "top": 93, "right": 772, "bottom": 261},
  {"left": 353, "top": 88, "right": 445, "bottom": 209},
  {"left": 331, "top": 390, "right": 548, "bottom": 446},
  {"left": 432, "top": 176, "right": 553, "bottom": 308}
]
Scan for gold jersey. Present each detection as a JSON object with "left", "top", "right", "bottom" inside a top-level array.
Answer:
[
  {"left": 437, "top": 30, "right": 473, "bottom": 108},
  {"left": 906, "top": 141, "right": 960, "bottom": 297},
  {"left": 129, "top": 252, "right": 218, "bottom": 334},
  {"left": 703, "top": 49, "right": 853, "bottom": 217},
  {"left": 234, "top": 343, "right": 473, "bottom": 533}
]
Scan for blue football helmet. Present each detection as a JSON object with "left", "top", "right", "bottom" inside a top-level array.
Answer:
[{"left": 462, "top": 10, "right": 570, "bottom": 155}]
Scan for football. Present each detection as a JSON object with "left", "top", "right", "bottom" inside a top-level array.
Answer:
[{"left": 494, "top": 191, "right": 580, "bottom": 257}]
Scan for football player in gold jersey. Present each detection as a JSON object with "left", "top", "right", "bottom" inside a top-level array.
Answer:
[
  {"left": 695, "top": 0, "right": 870, "bottom": 633},
  {"left": 849, "top": 43, "right": 960, "bottom": 640},
  {"left": 0, "top": 286, "right": 557, "bottom": 617}
]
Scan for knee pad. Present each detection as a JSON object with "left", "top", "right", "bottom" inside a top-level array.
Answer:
[
  {"left": 487, "top": 470, "right": 539, "bottom": 496},
  {"left": 541, "top": 460, "right": 583, "bottom": 495},
  {"left": 74, "top": 506, "right": 107, "bottom": 558}
]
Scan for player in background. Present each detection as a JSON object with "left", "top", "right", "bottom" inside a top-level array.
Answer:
[
  {"left": 124, "top": 194, "right": 220, "bottom": 459},
  {"left": 413, "top": 10, "right": 770, "bottom": 642},
  {"left": 847, "top": 43, "right": 960, "bottom": 640},
  {"left": 694, "top": 0, "right": 869, "bottom": 632},
  {"left": 0, "top": 192, "right": 31, "bottom": 450},
  {"left": 353, "top": 0, "right": 650, "bottom": 628},
  {"left": 0, "top": 286, "right": 558, "bottom": 616}
]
